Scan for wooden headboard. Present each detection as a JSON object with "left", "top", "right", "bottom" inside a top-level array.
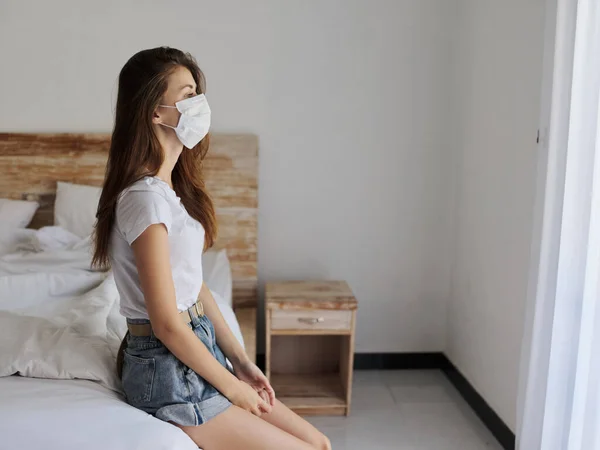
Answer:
[{"left": 0, "top": 133, "right": 258, "bottom": 309}]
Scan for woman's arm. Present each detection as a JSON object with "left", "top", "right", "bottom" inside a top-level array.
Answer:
[
  {"left": 131, "top": 224, "right": 270, "bottom": 416},
  {"left": 201, "top": 282, "right": 276, "bottom": 406}
]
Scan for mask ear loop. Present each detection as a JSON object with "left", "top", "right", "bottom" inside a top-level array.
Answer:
[{"left": 157, "top": 105, "right": 178, "bottom": 129}]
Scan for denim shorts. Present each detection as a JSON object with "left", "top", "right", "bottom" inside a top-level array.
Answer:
[{"left": 122, "top": 314, "right": 233, "bottom": 426}]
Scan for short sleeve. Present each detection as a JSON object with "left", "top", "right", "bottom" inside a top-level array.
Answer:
[{"left": 116, "top": 190, "right": 172, "bottom": 245}]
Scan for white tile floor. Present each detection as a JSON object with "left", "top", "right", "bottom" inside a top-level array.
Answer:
[{"left": 306, "top": 370, "right": 504, "bottom": 450}]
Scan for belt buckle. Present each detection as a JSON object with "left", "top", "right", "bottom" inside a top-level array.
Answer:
[{"left": 194, "top": 301, "right": 204, "bottom": 318}]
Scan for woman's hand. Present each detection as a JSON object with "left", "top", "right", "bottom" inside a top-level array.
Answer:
[
  {"left": 228, "top": 379, "right": 272, "bottom": 417},
  {"left": 232, "top": 359, "right": 276, "bottom": 407}
]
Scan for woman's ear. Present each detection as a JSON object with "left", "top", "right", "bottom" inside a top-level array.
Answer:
[{"left": 152, "top": 108, "right": 162, "bottom": 125}]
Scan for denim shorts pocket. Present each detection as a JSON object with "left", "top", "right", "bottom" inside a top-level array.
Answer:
[{"left": 122, "top": 353, "right": 156, "bottom": 403}]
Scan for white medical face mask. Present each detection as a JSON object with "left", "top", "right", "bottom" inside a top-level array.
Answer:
[{"left": 158, "top": 94, "right": 211, "bottom": 149}]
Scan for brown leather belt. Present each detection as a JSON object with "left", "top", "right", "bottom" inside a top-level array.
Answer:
[{"left": 126, "top": 299, "right": 205, "bottom": 337}]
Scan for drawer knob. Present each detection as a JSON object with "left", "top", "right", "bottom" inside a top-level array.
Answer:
[{"left": 298, "top": 317, "right": 325, "bottom": 325}]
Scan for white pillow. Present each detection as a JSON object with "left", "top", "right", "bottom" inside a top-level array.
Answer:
[
  {"left": 0, "top": 274, "right": 240, "bottom": 393},
  {"left": 0, "top": 275, "right": 121, "bottom": 392},
  {"left": 202, "top": 248, "right": 233, "bottom": 306},
  {"left": 54, "top": 182, "right": 102, "bottom": 238},
  {"left": 0, "top": 198, "right": 39, "bottom": 228}
]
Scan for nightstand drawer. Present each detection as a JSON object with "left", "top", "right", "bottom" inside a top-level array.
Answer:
[{"left": 271, "top": 309, "right": 352, "bottom": 331}]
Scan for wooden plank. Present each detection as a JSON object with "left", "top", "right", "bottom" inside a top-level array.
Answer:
[
  {"left": 271, "top": 374, "right": 345, "bottom": 399},
  {"left": 271, "top": 373, "right": 347, "bottom": 416},
  {"left": 266, "top": 281, "right": 358, "bottom": 310},
  {"left": 0, "top": 132, "right": 258, "bottom": 309}
]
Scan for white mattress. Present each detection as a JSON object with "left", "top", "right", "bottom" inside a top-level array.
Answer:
[{"left": 0, "top": 376, "right": 198, "bottom": 450}]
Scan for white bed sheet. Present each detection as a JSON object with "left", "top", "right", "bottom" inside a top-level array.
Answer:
[
  {"left": 0, "top": 297, "right": 244, "bottom": 450},
  {"left": 0, "top": 376, "right": 198, "bottom": 450},
  {"left": 0, "top": 227, "right": 243, "bottom": 450}
]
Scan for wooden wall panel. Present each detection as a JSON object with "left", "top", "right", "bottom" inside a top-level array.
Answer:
[{"left": 0, "top": 132, "right": 258, "bottom": 308}]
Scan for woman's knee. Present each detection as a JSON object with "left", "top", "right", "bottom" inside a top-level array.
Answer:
[{"left": 312, "top": 432, "right": 331, "bottom": 450}]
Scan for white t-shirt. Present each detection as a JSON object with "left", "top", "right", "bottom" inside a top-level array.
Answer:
[{"left": 109, "top": 176, "right": 205, "bottom": 319}]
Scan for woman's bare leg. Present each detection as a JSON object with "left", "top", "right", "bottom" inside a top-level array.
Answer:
[
  {"left": 175, "top": 405, "right": 318, "bottom": 450},
  {"left": 260, "top": 399, "right": 331, "bottom": 450}
]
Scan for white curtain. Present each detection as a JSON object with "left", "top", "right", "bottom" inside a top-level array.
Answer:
[{"left": 517, "top": 0, "right": 600, "bottom": 449}]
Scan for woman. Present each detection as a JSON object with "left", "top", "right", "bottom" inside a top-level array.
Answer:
[{"left": 92, "top": 47, "right": 330, "bottom": 450}]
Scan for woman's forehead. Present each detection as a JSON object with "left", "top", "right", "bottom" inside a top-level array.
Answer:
[{"left": 167, "top": 66, "right": 196, "bottom": 92}]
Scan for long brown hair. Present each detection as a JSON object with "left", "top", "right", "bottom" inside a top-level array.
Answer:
[{"left": 92, "top": 47, "right": 217, "bottom": 269}]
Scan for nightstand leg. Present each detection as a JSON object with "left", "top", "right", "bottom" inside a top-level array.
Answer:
[
  {"left": 265, "top": 309, "right": 271, "bottom": 379},
  {"left": 340, "top": 311, "right": 356, "bottom": 416}
]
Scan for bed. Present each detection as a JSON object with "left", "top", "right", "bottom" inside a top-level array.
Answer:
[{"left": 0, "top": 133, "right": 258, "bottom": 450}]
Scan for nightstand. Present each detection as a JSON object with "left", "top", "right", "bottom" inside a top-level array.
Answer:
[{"left": 265, "top": 281, "right": 358, "bottom": 416}]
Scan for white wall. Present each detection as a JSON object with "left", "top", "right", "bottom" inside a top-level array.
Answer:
[
  {"left": 0, "top": 0, "right": 455, "bottom": 352},
  {"left": 447, "top": 0, "right": 546, "bottom": 431},
  {"left": 0, "top": 0, "right": 555, "bottom": 428}
]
